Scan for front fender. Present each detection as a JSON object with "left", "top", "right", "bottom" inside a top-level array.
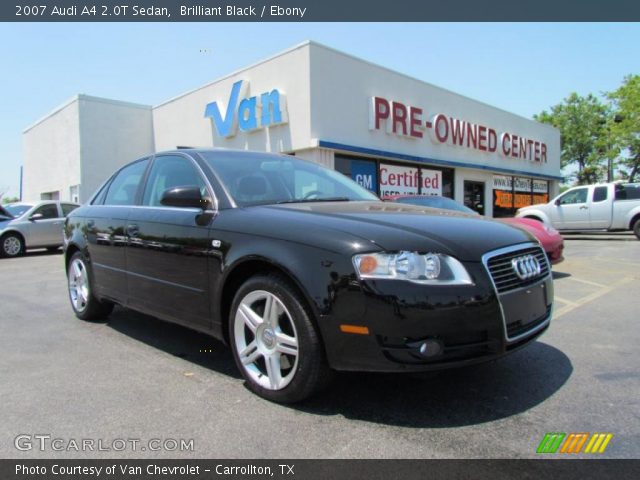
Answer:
[{"left": 220, "top": 235, "right": 360, "bottom": 313}]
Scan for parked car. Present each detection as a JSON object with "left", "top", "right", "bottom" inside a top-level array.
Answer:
[
  {"left": 64, "top": 149, "right": 553, "bottom": 403},
  {"left": 386, "top": 195, "right": 564, "bottom": 264},
  {"left": 516, "top": 183, "right": 640, "bottom": 239},
  {"left": 0, "top": 201, "right": 79, "bottom": 257}
]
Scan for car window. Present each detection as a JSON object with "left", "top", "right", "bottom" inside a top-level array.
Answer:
[
  {"left": 593, "top": 186, "right": 608, "bottom": 203},
  {"left": 4, "top": 204, "right": 33, "bottom": 217},
  {"left": 142, "top": 155, "right": 207, "bottom": 207},
  {"left": 616, "top": 184, "right": 640, "bottom": 200},
  {"left": 395, "top": 196, "right": 477, "bottom": 214},
  {"left": 61, "top": 204, "right": 79, "bottom": 216},
  {"left": 32, "top": 203, "right": 59, "bottom": 219},
  {"left": 104, "top": 159, "right": 150, "bottom": 206},
  {"left": 201, "top": 152, "right": 378, "bottom": 207},
  {"left": 559, "top": 188, "right": 588, "bottom": 205}
]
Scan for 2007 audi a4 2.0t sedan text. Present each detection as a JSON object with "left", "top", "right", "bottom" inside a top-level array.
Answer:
[{"left": 63, "top": 149, "right": 554, "bottom": 403}]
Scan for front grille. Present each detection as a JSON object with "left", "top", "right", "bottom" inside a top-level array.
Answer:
[{"left": 486, "top": 245, "right": 550, "bottom": 294}]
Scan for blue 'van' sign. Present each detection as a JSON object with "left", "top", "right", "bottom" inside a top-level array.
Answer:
[{"left": 204, "top": 80, "right": 288, "bottom": 138}]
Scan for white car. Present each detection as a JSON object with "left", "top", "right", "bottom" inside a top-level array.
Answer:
[
  {"left": 0, "top": 201, "right": 79, "bottom": 258},
  {"left": 516, "top": 183, "right": 640, "bottom": 239}
]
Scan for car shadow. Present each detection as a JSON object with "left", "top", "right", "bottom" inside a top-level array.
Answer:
[
  {"left": 23, "top": 248, "right": 63, "bottom": 257},
  {"left": 552, "top": 271, "right": 571, "bottom": 279},
  {"left": 562, "top": 233, "right": 635, "bottom": 241},
  {"left": 106, "top": 307, "right": 572, "bottom": 428},
  {"left": 295, "top": 341, "right": 572, "bottom": 428},
  {"left": 106, "top": 306, "right": 241, "bottom": 379}
]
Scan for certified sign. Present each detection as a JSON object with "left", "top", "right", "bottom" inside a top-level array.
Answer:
[{"left": 380, "top": 164, "right": 442, "bottom": 197}]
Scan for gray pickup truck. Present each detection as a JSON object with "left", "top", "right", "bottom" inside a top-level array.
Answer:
[{"left": 516, "top": 182, "right": 640, "bottom": 239}]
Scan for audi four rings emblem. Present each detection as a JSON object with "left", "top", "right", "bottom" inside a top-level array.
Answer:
[{"left": 511, "top": 255, "right": 541, "bottom": 280}]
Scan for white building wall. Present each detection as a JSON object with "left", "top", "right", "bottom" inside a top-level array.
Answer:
[
  {"left": 152, "top": 43, "right": 313, "bottom": 155},
  {"left": 308, "top": 43, "right": 560, "bottom": 181},
  {"left": 77, "top": 96, "right": 154, "bottom": 202},
  {"left": 23, "top": 99, "right": 81, "bottom": 202}
]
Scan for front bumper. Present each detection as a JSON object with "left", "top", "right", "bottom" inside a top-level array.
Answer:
[{"left": 320, "top": 243, "right": 553, "bottom": 372}]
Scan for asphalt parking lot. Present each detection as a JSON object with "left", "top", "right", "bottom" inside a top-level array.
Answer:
[{"left": 1, "top": 234, "right": 639, "bottom": 459}]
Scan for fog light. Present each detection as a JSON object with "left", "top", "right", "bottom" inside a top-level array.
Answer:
[{"left": 418, "top": 339, "right": 444, "bottom": 358}]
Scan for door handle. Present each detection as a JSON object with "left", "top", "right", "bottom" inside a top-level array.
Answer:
[
  {"left": 580, "top": 206, "right": 589, "bottom": 210},
  {"left": 126, "top": 224, "right": 139, "bottom": 237}
]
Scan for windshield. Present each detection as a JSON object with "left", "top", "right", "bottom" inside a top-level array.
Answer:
[
  {"left": 201, "top": 152, "right": 379, "bottom": 207},
  {"left": 4, "top": 203, "right": 33, "bottom": 217},
  {"left": 393, "top": 195, "right": 477, "bottom": 214}
]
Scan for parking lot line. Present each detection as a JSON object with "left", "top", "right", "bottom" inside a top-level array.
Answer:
[
  {"left": 553, "top": 296, "right": 579, "bottom": 306},
  {"left": 554, "top": 277, "right": 634, "bottom": 319},
  {"left": 564, "top": 277, "right": 606, "bottom": 288}
]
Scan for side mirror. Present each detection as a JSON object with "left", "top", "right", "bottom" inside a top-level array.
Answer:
[
  {"left": 554, "top": 198, "right": 561, "bottom": 206},
  {"left": 161, "top": 186, "right": 208, "bottom": 209},
  {"left": 30, "top": 213, "right": 44, "bottom": 221}
]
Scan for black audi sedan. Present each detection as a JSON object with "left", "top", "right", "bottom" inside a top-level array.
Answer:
[{"left": 64, "top": 149, "right": 553, "bottom": 403}]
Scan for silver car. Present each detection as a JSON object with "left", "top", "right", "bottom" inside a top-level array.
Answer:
[{"left": 0, "top": 201, "right": 79, "bottom": 258}]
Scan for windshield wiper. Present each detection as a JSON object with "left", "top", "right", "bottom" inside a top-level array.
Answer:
[{"left": 276, "top": 197, "right": 351, "bottom": 205}]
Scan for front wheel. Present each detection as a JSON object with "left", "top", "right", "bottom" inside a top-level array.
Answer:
[
  {"left": 229, "top": 274, "right": 331, "bottom": 403},
  {"left": 634, "top": 219, "right": 640, "bottom": 240},
  {"left": 1, "top": 233, "right": 25, "bottom": 258},
  {"left": 67, "top": 252, "right": 113, "bottom": 320}
]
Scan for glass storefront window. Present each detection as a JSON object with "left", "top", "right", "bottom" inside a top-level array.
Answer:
[
  {"left": 492, "top": 175, "right": 548, "bottom": 217},
  {"left": 335, "top": 154, "right": 454, "bottom": 199}
]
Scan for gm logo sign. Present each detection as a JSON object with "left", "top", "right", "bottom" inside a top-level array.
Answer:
[{"left": 204, "top": 80, "right": 288, "bottom": 138}]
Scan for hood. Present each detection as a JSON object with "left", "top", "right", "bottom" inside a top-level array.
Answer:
[
  {"left": 221, "top": 201, "right": 536, "bottom": 261},
  {"left": 0, "top": 205, "right": 13, "bottom": 220}
]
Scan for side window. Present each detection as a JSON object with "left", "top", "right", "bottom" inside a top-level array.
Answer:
[
  {"left": 32, "top": 203, "right": 59, "bottom": 219},
  {"left": 593, "top": 186, "right": 608, "bottom": 203},
  {"left": 142, "top": 155, "right": 207, "bottom": 207},
  {"left": 61, "top": 204, "right": 79, "bottom": 216},
  {"left": 104, "top": 159, "right": 150, "bottom": 206},
  {"left": 616, "top": 184, "right": 640, "bottom": 201},
  {"left": 559, "top": 188, "right": 588, "bottom": 205}
]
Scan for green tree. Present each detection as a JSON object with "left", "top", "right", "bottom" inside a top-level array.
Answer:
[
  {"left": 608, "top": 75, "right": 640, "bottom": 183},
  {"left": 535, "top": 93, "right": 610, "bottom": 185}
]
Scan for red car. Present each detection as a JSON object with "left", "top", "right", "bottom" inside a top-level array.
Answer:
[{"left": 385, "top": 195, "right": 564, "bottom": 264}]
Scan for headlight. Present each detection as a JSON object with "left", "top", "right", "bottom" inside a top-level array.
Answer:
[{"left": 352, "top": 251, "right": 473, "bottom": 285}]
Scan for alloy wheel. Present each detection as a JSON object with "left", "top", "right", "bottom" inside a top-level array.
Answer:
[
  {"left": 68, "top": 258, "right": 90, "bottom": 313},
  {"left": 234, "top": 290, "right": 299, "bottom": 390},
  {"left": 3, "top": 236, "right": 21, "bottom": 256}
]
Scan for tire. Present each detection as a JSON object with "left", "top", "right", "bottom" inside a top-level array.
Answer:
[
  {"left": 1, "top": 233, "right": 25, "bottom": 258},
  {"left": 229, "top": 273, "right": 332, "bottom": 403},
  {"left": 634, "top": 219, "right": 640, "bottom": 240},
  {"left": 67, "top": 251, "right": 114, "bottom": 321}
]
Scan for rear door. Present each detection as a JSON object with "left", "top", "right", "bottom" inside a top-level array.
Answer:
[
  {"left": 125, "top": 153, "right": 214, "bottom": 329},
  {"left": 85, "top": 158, "right": 150, "bottom": 303},
  {"left": 550, "top": 187, "right": 590, "bottom": 229},
  {"left": 588, "top": 185, "right": 611, "bottom": 229}
]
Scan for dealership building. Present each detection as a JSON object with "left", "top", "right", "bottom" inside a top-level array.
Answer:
[{"left": 23, "top": 41, "right": 561, "bottom": 217}]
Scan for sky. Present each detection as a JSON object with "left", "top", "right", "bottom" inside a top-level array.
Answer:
[{"left": 0, "top": 22, "right": 638, "bottom": 198}]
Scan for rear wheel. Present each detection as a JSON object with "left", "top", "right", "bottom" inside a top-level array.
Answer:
[
  {"left": 67, "top": 252, "right": 113, "bottom": 320},
  {"left": 1, "top": 233, "right": 24, "bottom": 258},
  {"left": 633, "top": 219, "right": 640, "bottom": 240},
  {"left": 229, "top": 274, "right": 331, "bottom": 403}
]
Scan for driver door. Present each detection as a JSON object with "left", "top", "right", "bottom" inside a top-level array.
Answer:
[
  {"left": 550, "top": 187, "right": 590, "bottom": 229},
  {"left": 27, "top": 203, "right": 64, "bottom": 247},
  {"left": 125, "top": 154, "right": 214, "bottom": 330}
]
